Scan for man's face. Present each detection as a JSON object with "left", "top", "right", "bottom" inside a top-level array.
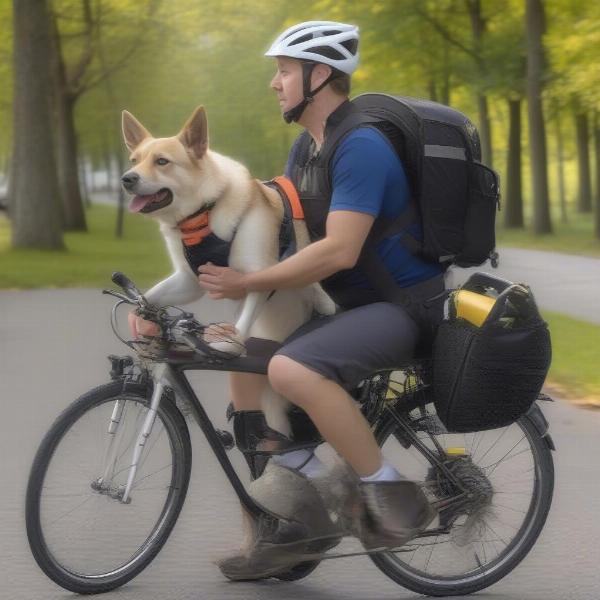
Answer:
[{"left": 270, "top": 57, "right": 304, "bottom": 115}]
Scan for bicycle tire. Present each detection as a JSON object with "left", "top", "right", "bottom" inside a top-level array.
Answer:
[
  {"left": 369, "top": 408, "right": 554, "bottom": 597},
  {"left": 25, "top": 380, "right": 192, "bottom": 594}
]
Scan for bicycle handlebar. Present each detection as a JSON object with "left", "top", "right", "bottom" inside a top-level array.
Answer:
[
  {"left": 111, "top": 272, "right": 145, "bottom": 304},
  {"left": 103, "top": 272, "right": 244, "bottom": 360}
]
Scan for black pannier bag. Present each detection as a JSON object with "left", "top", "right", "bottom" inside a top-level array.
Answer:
[
  {"left": 351, "top": 94, "right": 500, "bottom": 269},
  {"left": 432, "top": 273, "right": 552, "bottom": 433}
]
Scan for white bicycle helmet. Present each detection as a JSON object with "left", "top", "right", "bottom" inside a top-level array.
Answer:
[
  {"left": 265, "top": 21, "right": 360, "bottom": 123},
  {"left": 265, "top": 20, "right": 359, "bottom": 75}
]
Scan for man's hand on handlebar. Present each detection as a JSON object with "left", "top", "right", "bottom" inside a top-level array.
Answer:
[{"left": 128, "top": 311, "right": 161, "bottom": 339}]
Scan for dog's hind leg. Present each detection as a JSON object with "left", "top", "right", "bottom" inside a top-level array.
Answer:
[{"left": 260, "top": 384, "right": 292, "bottom": 438}]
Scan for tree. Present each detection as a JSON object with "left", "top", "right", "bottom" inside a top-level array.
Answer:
[
  {"left": 573, "top": 98, "right": 592, "bottom": 213},
  {"left": 11, "top": 0, "right": 63, "bottom": 249},
  {"left": 526, "top": 0, "right": 552, "bottom": 234},
  {"left": 594, "top": 111, "right": 600, "bottom": 238}
]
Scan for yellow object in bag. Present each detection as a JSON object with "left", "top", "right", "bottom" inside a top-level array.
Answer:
[{"left": 453, "top": 290, "right": 496, "bottom": 327}]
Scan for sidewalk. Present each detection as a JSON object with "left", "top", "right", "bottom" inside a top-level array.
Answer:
[{"left": 447, "top": 247, "right": 600, "bottom": 325}]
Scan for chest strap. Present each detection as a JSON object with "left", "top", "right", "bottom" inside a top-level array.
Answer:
[
  {"left": 271, "top": 176, "right": 304, "bottom": 220},
  {"left": 263, "top": 176, "right": 305, "bottom": 263},
  {"left": 177, "top": 202, "right": 216, "bottom": 246}
]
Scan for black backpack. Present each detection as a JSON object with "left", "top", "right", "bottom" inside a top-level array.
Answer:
[{"left": 319, "top": 93, "right": 501, "bottom": 270}]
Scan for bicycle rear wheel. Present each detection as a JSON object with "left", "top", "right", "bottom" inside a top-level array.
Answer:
[
  {"left": 370, "top": 404, "right": 554, "bottom": 596},
  {"left": 26, "top": 380, "right": 192, "bottom": 594}
]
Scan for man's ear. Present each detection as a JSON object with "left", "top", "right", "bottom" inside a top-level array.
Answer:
[
  {"left": 122, "top": 111, "right": 152, "bottom": 152},
  {"left": 313, "top": 63, "right": 332, "bottom": 87},
  {"left": 178, "top": 106, "right": 209, "bottom": 159}
]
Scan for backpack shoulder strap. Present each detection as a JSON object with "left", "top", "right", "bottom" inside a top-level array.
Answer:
[{"left": 319, "top": 111, "right": 380, "bottom": 168}]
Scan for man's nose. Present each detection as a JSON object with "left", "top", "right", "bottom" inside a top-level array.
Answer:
[
  {"left": 270, "top": 74, "right": 281, "bottom": 90},
  {"left": 121, "top": 171, "right": 140, "bottom": 191}
]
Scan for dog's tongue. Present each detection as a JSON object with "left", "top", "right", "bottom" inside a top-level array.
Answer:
[{"left": 129, "top": 193, "right": 158, "bottom": 213}]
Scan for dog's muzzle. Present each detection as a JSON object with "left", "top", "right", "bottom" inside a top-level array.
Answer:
[{"left": 121, "top": 171, "right": 140, "bottom": 192}]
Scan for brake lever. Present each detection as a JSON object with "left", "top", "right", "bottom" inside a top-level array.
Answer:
[{"left": 102, "top": 289, "right": 134, "bottom": 303}]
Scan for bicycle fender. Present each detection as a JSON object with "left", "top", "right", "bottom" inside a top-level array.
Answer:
[{"left": 526, "top": 400, "right": 556, "bottom": 451}]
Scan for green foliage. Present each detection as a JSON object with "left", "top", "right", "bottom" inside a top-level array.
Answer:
[
  {"left": 0, "top": 205, "right": 170, "bottom": 288},
  {"left": 543, "top": 310, "right": 600, "bottom": 399},
  {"left": 546, "top": 0, "right": 600, "bottom": 111},
  {"left": 0, "top": 0, "right": 598, "bottom": 232}
]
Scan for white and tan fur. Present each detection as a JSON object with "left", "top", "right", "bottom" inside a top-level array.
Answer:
[{"left": 121, "top": 106, "right": 335, "bottom": 437}]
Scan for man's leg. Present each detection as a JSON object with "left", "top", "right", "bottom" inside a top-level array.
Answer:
[
  {"left": 267, "top": 302, "right": 438, "bottom": 549},
  {"left": 268, "top": 356, "right": 381, "bottom": 476},
  {"left": 229, "top": 371, "right": 324, "bottom": 475}
]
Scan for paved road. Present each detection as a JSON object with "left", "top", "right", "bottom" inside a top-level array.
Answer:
[
  {"left": 1, "top": 289, "right": 600, "bottom": 599},
  {"left": 446, "top": 248, "right": 600, "bottom": 325}
]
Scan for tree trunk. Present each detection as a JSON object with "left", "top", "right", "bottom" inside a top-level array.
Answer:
[
  {"left": 477, "top": 94, "right": 493, "bottom": 168},
  {"left": 50, "top": 16, "right": 87, "bottom": 231},
  {"left": 594, "top": 112, "right": 600, "bottom": 239},
  {"left": 574, "top": 107, "right": 592, "bottom": 213},
  {"left": 11, "top": 0, "right": 63, "bottom": 249},
  {"left": 5, "top": 154, "right": 15, "bottom": 217},
  {"left": 79, "top": 154, "right": 90, "bottom": 208},
  {"left": 554, "top": 109, "right": 568, "bottom": 223},
  {"left": 115, "top": 151, "right": 126, "bottom": 238},
  {"left": 428, "top": 80, "right": 438, "bottom": 102},
  {"left": 504, "top": 98, "right": 524, "bottom": 228},
  {"left": 526, "top": 0, "right": 552, "bottom": 235},
  {"left": 466, "top": 0, "right": 493, "bottom": 168}
]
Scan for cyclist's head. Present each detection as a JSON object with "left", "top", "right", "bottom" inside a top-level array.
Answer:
[{"left": 265, "top": 21, "right": 359, "bottom": 123}]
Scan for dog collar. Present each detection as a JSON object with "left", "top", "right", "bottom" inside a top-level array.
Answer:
[{"left": 177, "top": 201, "right": 217, "bottom": 246}]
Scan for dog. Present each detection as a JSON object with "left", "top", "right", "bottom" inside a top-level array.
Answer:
[{"left": 120, "top": 106, "right": 335, "bottom": 437}]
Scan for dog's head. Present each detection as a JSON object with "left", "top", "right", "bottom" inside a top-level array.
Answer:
[{"left": 121, "top": 107, "right": 216, "bottom": 224}]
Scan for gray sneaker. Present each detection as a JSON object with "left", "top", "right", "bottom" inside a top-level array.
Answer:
[
  {"left": 358, "top": 480, "right": 437, "bottom": 550},
  {"left": 217, "top": 464, "right": 342, "bottom": 581}
]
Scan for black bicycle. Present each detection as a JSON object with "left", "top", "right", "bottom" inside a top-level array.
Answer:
[{"left": 25, "top": 272, "right": 555, "bottom": 597}]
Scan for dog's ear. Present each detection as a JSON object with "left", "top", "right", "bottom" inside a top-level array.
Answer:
[
  {"left": 122, "top": 110, "right": 152, "bottom": 152},
  {"left": 178, "top": 106, "right": 209, "bottom": 159}
]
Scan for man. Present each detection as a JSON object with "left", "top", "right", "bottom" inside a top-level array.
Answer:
[{"left": 198, "top": 21, "right": 445, "bottom": 578}]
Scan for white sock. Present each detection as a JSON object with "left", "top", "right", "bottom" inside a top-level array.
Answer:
[
  {"left": 272, "top": 449, "right": 325, "bottom": 478},
  {"left": 360, "top": 461, "right": 405, "bottom": 483}
]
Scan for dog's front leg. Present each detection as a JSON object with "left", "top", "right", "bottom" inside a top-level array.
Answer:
[
  {"left": 234, "top": 291, "right": 270, "bottom": 338},
  {"left": 207, "top": 291, "right": 270, "bottom": 356},
  {"left": 144, "top": 269, "right": 203, "bottom": 307}
]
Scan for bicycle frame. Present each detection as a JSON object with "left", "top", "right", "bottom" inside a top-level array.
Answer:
[{"left": 108, "top": 357, "right": 283, "bottom": 521}]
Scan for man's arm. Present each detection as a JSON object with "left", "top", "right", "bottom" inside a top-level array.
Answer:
[{"left": 197, "top": 210, "right": 374, "bottom": 298}]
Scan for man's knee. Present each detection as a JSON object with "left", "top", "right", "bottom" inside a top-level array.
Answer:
[{"left": 268, "top": 354, "right": 324, "bottom": 399}]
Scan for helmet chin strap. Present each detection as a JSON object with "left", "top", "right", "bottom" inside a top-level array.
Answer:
[{"left": 283, "top": 62, "right": 338, "bottom": 124}]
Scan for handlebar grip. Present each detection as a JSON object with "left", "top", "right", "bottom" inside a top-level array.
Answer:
[{"left": 111, "top": 271, "right": 142, "bottom": 300}]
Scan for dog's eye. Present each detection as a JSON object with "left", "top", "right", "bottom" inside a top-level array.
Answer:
[
  {"left": 130, "top": 158, "right": 137, "bottom": 164},
  {"left": 156, "top": 158, "right": 170, "bottom": 166}
]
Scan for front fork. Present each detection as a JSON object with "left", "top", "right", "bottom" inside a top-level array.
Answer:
[{"left": 94, "top": 363, "right": 168, "bottom": 504}]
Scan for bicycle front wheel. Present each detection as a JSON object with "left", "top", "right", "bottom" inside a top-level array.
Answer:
[
  {"left": 26, "top": 380, "right": 192, "bottom": 594},
  {"left": 370, "top": 405, "right": 554, "bottom": 597}
]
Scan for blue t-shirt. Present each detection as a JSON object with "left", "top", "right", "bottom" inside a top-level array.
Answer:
[{"left": 288, "top": 126, "right": 443, "bottom": 290}]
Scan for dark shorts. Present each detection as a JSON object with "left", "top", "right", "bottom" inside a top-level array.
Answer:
[{"left": 274, "top": 275, "right": 446, "bottom": 390}]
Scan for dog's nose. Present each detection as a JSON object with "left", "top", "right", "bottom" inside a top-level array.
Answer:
[{"left": 121, "top": 172, "right": 140, "bottom": 190}]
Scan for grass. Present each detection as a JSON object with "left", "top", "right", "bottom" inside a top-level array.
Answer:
[
  {"left": 1, "top": 202, "right": 599, "bottom": 405},
  {"left": 496, "top": 210, "right": 600, "bottom": 258},
  {"left": 542, "top": 311, "right": 600, "bottom": 404},
  {"left": 0, "top": 204, "right": 171, "bottom": 289}
]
